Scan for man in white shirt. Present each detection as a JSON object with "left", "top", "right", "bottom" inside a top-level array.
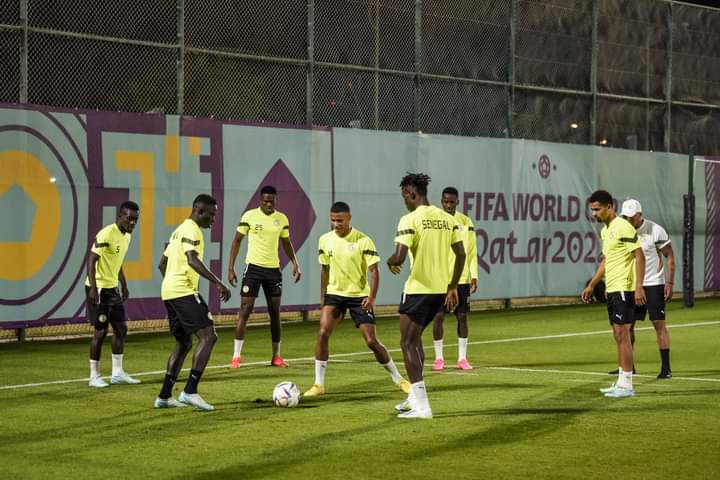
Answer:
[{"left": 620, "top": 199, "right": 675, "bottom": 379}]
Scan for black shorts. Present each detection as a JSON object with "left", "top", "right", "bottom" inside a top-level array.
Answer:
[
  {"left": 164, "top": 293, "right": 214, "bottom": 338},
  {"left": 241, "top": 264, "right": 282, "bottom": 298},
  {"left": 443, "top": 284, "right": 471, "bottom": 314},
  {"left": 634, "top": 285, "right": 666, "bottom": 321},
  {"left": 399, "top": 293, "right": 446, "bottom": 327},
  {"left": 606, "top": 291, "right": 635, "bottom": 326},
  {"left": 323, "top": 294, "right": 375, "bottom": 327},
  {"left": 85, "top": 286, "right": 125, "bottom": 330}
]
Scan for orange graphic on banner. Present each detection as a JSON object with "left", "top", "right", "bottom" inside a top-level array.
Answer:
[{"left": 115, "top": 151, "right": 154, "bottom": 280}]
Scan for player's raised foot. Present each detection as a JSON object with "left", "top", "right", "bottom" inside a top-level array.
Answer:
[
  {"left": 154, "top": 397, "right": 188, "bottom": 408},
  {"left": 456, "top": 358, "right": 473, "bottom": 370},
  {"left": 271, "top": 355, "right": 289, "bottom": 368},
  {"left": 397, "top": 407, "right": 433, "bottom": 419},
  {"left": 432, "top": 358, "right": 445, "bottom": 371},
  {"left": 303, "top": 384, "right": 325, "bottom": 397},
  {"left": 396, "top": 378, "right": 411, "bottom": 394},
  {"left": 603, "top": 386, "right": 635, "bottom": 398},
  {"left": 657, "top": 370, "right": 672, "bottom": 379},
  {"left": 110, "top": 372, "right": 142, "bottom": 385},
  {"left": 599, "top": 383, "right": 616, "bottom": 394},
  {"left": 395, "top": 399, "right": 413, "bottom": 412},
  {"left": 88, "top": 376, "right": 109, "bottom": 388},
  {"left": 178, "top": 391, "right": 215, "bottom": 411},
  {"left": 229, "top": 356, "right": 242, "bottom": 369}
]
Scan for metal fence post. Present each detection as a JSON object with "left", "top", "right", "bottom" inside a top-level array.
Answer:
[
  {"left": 414, "top": 0, "right": 422, "bottom": 131},
  {"left": 373, "top": 0, "right": 379, "bottom": 130},
  {"left": 507, "top": 0, "right": 516, "bottom": 138},
  {"left": 590, "top": 0, "right": 599, "bottom": 145},
  {"left": 19, "top": 0, "right": 28, "bottom": 103},
  {"left": 176, "top": 0, "right": 185, "bottom": 115},
  {"left": 665, "top": 1, "right": 673, "bottom": 152},
  {"left": 306, "top": 0, "right": 315, "bottom": 126}
]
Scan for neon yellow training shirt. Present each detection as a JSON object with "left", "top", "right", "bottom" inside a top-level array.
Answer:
[
  {"left": 318, "top": 228, "right": 380, "bottom": 298},
  {"left": 161, "top": 219, "right": 204, "bottom": 300},
  {"left": 601, "top": 216, "right": 641, "bottom": 293},
  {"left": 237, "top": 208, "right": 290, "bottom": 268},
  {"left": 85, "top": 223, "right": 131, "bottom": 289},
  {"left": 394, "top": 205, "right": 462, "bottom": 294}
]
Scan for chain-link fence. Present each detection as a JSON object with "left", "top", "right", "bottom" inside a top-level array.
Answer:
[{"left": 0, "top": 0, "right": 719, "bottom": 155}]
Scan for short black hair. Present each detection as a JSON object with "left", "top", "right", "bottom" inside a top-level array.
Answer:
[
  {"left": 119, "top": 200, "right": 139, "bottom": 213},
  {"left": 260, "top": 185, "right": 277, "bottom": 196},
  {"left": 588, "top": 190, "right": 613, "bottom": 206},
  {"left": 193, "top": 194, "right": 217, "bottom": 207},
  {"left": 400, "top": 172, "right": 431, "bottom": 197},
  {"left": 442, "top": 186, "right": 459, "bottom": 197},
  {"left": 330, "top": 201, "right": 350, "bottom": 213}
]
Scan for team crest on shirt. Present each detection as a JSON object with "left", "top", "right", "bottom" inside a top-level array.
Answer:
[
  {"left": 348, "top": 243, "right": 357, "bottom": 251},
  {"left": 273, "top": 219, "right": 280, "bottom": 226}
]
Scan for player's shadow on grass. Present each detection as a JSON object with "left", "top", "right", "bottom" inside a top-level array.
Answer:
[
  {"left": 407, "top": 383, "right": 607, "bottom": 457},
  {"left": 185, "top": 420, "right": 397, "bottom": 480},
  {"left": 431, "top": 382, "right": 537, "bottom": 393},
  {"left": 499, "top": 360, "right": 610, "bottom": 369}
]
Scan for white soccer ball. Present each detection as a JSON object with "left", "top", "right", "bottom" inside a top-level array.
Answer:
[{"left": 272, "top": 381, "right": 300, "bottom": 408}]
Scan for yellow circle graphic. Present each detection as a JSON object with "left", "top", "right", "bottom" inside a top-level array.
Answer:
[{"left": 0, "top": 150, "right": 61, "bottom": 280}]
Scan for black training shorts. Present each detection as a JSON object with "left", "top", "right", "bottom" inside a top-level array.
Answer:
[
  {"left": 323, "top": 294, "right": 375, "bottom": 327},
  {"left": 164, "top": 293, "right": 214, "bottom": 338},
  {"left": 634, "top": 285, "right": 666, "bottom": 321},
  {"left": 241, "top": 264, "right": 282, "bottom": 298},
  {"left": 399, "top": 293, "right": 446, "bottom": 327},
  {"left": 606, "top": 291, "right": 635, "bottom": 326},
  {"left": 85, "top": 286, "right": 125, "bottom": 331}
]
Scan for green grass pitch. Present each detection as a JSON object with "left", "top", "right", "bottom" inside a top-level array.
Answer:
[{"left": 1, "top": 299, "right": 719, "bottom": 479}]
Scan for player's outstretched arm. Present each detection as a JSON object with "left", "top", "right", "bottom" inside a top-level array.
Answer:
[
  {"left": 634, "top": 248, "right": 646, "bottom": 306},
  {"left": 281, "top": 237, "right": 302, "bottom": 283},
  {"left": 662, "top": 243, "right": 676, "bottom": 301},
  {"left": 157, "top": 255, "right": 168, "bottom": 278},
  {"left": 86, "top": 251, "right": 101, "bottom": 303},
  {"left": 186, "top": 250, "right": 231, "bottom": 302},
  {"left": 227, "top": 231, "right": 245, "bottom": 287},
  {"left": 445, "top": 241, "right": 466, "bottom": 310},
  {"left": 362, "top": 264, "right": 379, "bottom": 311},
  {"left": 386, "top": 244, "right": 407, "bottom": 274},
  {"left": 320, "top": 265, "right": 329, "bottom": 306},
  {"left": 581, "top": 258, "right": 605, "bottom": 303},
  {"left": 119, "top": 267, "right": 129, "bottom": 301}
]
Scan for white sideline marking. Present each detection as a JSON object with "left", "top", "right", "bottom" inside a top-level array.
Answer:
[{"left": 1, "top": 320, "right": 718, "bottom": 391}]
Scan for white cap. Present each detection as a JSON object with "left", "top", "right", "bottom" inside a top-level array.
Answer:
[{"left": 621, "top": 199, "right": 642, "bottom": 217}]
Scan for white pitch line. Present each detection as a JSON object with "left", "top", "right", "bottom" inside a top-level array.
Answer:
[
  {"left": 485, "top": 366, "right": 720, "bottom": 383},
  {"left": 1, "top": 320, "right": 718, "bottom": 391}
]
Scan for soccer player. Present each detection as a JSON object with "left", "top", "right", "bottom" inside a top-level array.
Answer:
[
  {"left": 304, "top": 202, "right": 411, "bottom": 397},
  {"left": 155, "top": 194, "right": 231, "bottom": 411},
  {"left": 619, "top": 199, "right": 675, "bottom": 379},
  {"left": 431, "top": 186, "right": 478, "bottom": 371},
  {"left": 86, "top": 201, "right": 141, "bottom": 388},
  {"left": 228, "top": 185, "right": 302, "bottom": 368},
  {"left": 582, "top": 190, "right": 646, "bottom": 398},
  {"left": 387, "top": 173, "right": 466, "bottom": 419}
]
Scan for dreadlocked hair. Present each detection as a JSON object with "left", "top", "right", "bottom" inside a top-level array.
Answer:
[{"left": 399, "top": 172, "right": 431, "bottom": 197}]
